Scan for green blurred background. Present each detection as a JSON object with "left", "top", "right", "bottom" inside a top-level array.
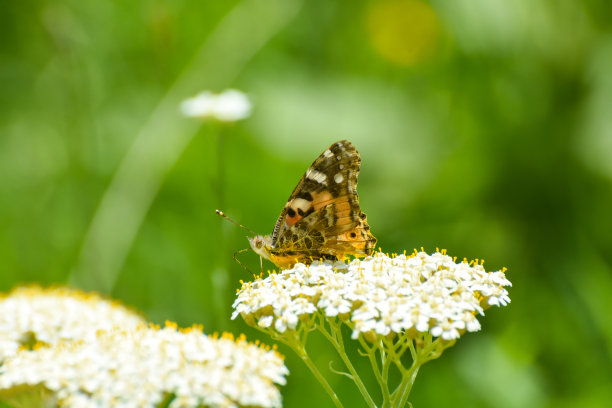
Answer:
[{"left": 2, "top": 0, "right": 612, "bottom": 406}]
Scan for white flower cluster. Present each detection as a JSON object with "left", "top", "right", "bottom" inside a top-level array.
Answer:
[
  {"left": 233, "top": 251, "right": 511, "bottom": 341},
  {"left": 0, "top": 324, "right": 288, "bottom": 408},
  {"left": 180, "top": 89, "right": 252, "bottom": 122},
  {"left": 0, "top": 286, "right": 145, "bottom": 362}
]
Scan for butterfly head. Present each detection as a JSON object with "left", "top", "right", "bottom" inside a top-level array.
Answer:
[{"left": 248, "top": 234, "right": 272, "bottom": 261}]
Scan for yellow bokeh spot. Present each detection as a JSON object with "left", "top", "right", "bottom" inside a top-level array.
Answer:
[{"left": 366, "top": 0, "right": 440, "bottom": 67}]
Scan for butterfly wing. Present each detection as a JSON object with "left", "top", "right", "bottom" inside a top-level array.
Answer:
[{"left": 268, "top": 140, "right": 376, "bottom": 267}]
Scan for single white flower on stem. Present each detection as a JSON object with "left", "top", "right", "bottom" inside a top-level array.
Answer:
[{"left": 180, "top": 89, "right": 252, "bottom": 122}]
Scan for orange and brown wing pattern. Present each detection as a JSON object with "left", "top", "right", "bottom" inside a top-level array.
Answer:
[{"left": 266, "top": 140, "right": 376, "bottom": 268}]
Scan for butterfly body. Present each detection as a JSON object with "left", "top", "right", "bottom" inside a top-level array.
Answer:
[{"left": 248, "top": 140, "right": 376, "bottom": 269}]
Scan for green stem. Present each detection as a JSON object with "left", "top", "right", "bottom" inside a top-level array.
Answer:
[
  {"left": 215, "top": 124, "right": 226, "bottom": 210},
  {"left": 211, "top": 124, "right": 229, "bottom": 327},
  {"left": 261, "top": 324, "right": 343, "bottom": 408},
  {"left": 390, "top": 336, "right": 424, "bottom": 406},
  {"left": 321, "top": 320, "right": 377, "bottom": 408},
  {"left": 407, "top": 338, "right": 417, "bottom": 361},
  {"left": 396, "top": 362, "right": 420, "bottom": 408},
  {"left": 392, "top": 335, "right": 455, "bottom": 407},
  {"left": 395, "top": 335, "right": 412, "bottom": 360},
  {"left": 360, "top": 337, "right": 392, "bottom": 405},
  {"left": 295, "top": 344, "right": 344, "bottom": 408},
  {"left": 381, "top": 352, "right": 393, "bottom": 406}
]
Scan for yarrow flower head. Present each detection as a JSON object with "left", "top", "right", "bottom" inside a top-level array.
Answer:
[
  {"left": 0, "top": 323, "right": 288, "bottom": 408},
  {"left": 0, "top": 285, "right": 145, "bottom": 363},
  {"left": 233, "top": 250, "right": 511, "bottom": 341},
  {"left": 180, "top": 89, "right": 252, "bottom": 122},
  {"left": 231, "top": 250, "right": 511, "bottom": 407}
]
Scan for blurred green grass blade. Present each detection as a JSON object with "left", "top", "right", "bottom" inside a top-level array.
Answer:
[{"left": 69, "top": 0, "right": 303, "bottom": 292}]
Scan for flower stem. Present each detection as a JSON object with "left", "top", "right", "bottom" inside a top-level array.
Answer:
[
  {"left": 294, "top": 344, "right": 344, "bottom": 408},
  {"left": 359, "top": 337, "right": 392, "bottom": 405},
  {"left": 321, "top": 320, "right": 377, "bottom": 408},
  {"left": 395, "top": 362, "right": 420, "bottom": 408},
  {"left": 214, "top": 124, "right": 226, "bottom": 210},
  {"left": 261, "top": 326, "right": 344, "bottom": 408}
]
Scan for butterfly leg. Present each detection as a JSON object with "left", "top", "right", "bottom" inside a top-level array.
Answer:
[{"left": 233, "top": 248, "right": 257, "bottom": 278}]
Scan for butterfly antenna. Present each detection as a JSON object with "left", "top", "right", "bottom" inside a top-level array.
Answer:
[
  {"left": 216, "top": 210, "right": 257, "bottom": 235},
  {"left": 233, "top": 248, "right": 257, "bottom": 279},
  {"left": 217, "top": 210, "right": 261, "bottom": 279}
]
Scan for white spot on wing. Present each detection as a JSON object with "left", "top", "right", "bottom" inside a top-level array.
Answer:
[
  {"left": 334, "top": 173, "right": 344, "bottom": 184},
  {"left": 323, "top": 149, "right": 334, "bottom": 158},
  {"left": 306, "top": 169, "right": 328, "bottom": 185},
  {"left": 291, "top": 198, "right": 311, "bottom": 212}
]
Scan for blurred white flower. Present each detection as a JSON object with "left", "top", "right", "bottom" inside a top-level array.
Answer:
[
  {"left": 0, "top": 285, "right": 145, "bottom": 363},
  {"left": 0, "top": 324, "right": 288, "bottom": 408},
  {"left": 232, "top": 251, "right": 511, "bottom": 341},
  {"left": 180, "top": 89, "right": 252, "bottom": 122}
]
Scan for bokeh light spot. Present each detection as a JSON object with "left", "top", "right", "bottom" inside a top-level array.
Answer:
[{"left": 366, "top": 0, "right": 440, "bottom": 67}]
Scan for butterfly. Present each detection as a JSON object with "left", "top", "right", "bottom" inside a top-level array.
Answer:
[{"left": 248, "top": 140, "right": 377, "bottom": 269}]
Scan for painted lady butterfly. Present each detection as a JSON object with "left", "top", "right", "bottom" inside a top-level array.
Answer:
[{"left": 248, "top": 140, "right": 377, "bottom": 269}]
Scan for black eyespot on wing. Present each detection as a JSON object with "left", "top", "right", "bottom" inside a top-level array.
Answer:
[
  {"left": 287, "top": 208, "right": 296, "bottom": 217},
  {"left": 296, "top": 191, "right": 313, "bottom": 201}
]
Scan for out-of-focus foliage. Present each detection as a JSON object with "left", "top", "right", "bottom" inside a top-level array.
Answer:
[{"left": 1, "top": 0, "right": 611, "bottom": 407}]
